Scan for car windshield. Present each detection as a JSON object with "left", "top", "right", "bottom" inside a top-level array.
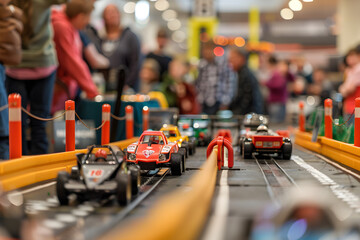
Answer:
[
  {"left": 162, "top": 130, "right": 177, "bottom": 138},
  {"left": 141, "top": 135, "right": 164, "bottom": 145}
]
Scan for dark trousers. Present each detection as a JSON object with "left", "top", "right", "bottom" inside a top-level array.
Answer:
[
  {"left": 0, "top": 64, "right": 9, "bottom": 159},
  {"left": 202, "top": 102, "right": 220, "bottom": 115},
  {"left": 6, "top": 71, "right": 56, "bottom": 155}
]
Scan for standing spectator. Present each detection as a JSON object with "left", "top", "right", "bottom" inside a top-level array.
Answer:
[
  {"left": 101, "top": 4, "right": 142, "bottom": 92},
  {"left": 339, "top": 48, "right": 360, "bottom": 121},
  {"left": 146, "top": 28, "right": 172, "bottom": 82},
  {"left": 195, "top": 41, "right": 233, "bottom": 115},
  {"left": 6, "top": 0, "right": 66, "bottom": 155},
  {"left": 307, "top": 68, "right": 333, "bottom": 104},
  {"left": 139, "top": 59, "right": 160, "bottom": 94},
  {"left": 51, "top": 0, "right": 99, "bottom": 114},
  {"left": 265, "top": 57, "right": 294, "bottom": 123},
  {"left": 161, "top": 58, "right": 199, "bottom": 114},
  {"left": 0, "top": 0, "right": 22, "bottom": 159},
  {"left": 228, "top": 47, "right": 263, "bottom": 115}
]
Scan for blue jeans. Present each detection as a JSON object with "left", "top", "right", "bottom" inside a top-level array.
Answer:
[
  {"left": 6, "top": 71, "right": 56, "bottom": 155},
  {"left": 0, "top": 64, "right": 9, "bottom": 159}
]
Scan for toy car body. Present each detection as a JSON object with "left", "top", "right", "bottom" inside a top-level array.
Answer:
[
  {"left": 56, "top": 145, "right": 140, "bottom": 206},
  {"left": 241, "top": 125, "right": 292, "bottom": 160},
  {"left": 178, "top": 116, "right": 212, "bottom": 146},
  {"left": 125, "top": 131, "right": 185, "bottom": 175},
  {"left": 160, "top": 125, "right": 196, "bottom": 156}
]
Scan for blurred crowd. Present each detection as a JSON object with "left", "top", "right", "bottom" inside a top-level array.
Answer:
[{"left": 0, "top": 0, "right": 355, "bottom": 159}]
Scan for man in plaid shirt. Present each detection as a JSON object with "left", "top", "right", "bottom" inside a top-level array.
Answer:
[{"left": 195, "top": 41, "right": 234, "bottom": 115}]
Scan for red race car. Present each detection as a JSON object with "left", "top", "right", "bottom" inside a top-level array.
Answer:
[
  {"left": 125, "top": 131, "right": 185, "bottom": 175},
  {"left": 242, "top": 125, "right": 292, "bottom": 160}
]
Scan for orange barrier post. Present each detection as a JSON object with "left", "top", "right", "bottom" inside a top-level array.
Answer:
[
  {"left": 126, "top": 105, "right": 134, "bottom": 139},
  {"left": 324, "top": 98, "right": 333, "bottom": 139},
  {"left": 142, "top": 106, "right": 149, "bottom": 132},
  {"left": 65, "top": 100, "right": 75, "bottom": 151},
  {"left": 299, "top": 101, "right": 305, "bottom": 132},
  {"left": 8, "top": 93, "right": 22, "bottom": 159},
  {"left": 206, "top": 136, "right": 234, "bottom": 170},
  {"left": 355, "top": 98, "right": 360, "bottom": 147},
  {"left": 101, "top": 104, "right": 111, "bottom": 145}
]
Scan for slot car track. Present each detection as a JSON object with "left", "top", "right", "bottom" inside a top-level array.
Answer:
[{"left": 7, "top": 143, "right": 360, "bottom": 239}]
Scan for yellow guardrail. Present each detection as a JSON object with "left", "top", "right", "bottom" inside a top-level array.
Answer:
[
  {"left": 101, "top": 147, "right": 218, "bottom": 240},
  {"left": 0, "top": 138, "right": 138, "bottom": 191},
  {"left": 295, "top": 130, "right": 360, "bottom": 171}
]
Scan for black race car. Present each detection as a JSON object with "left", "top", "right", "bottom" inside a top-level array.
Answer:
[{"left": 56, "top": 145, "right": 140, "bottom": 206}]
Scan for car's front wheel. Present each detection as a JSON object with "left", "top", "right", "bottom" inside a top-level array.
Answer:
[
  {"left": 170, "top": 153, "right": 182, "bottom": 176},
  {"left": 242, "top": 140, "right": 253, "bottom": 159},
  {"left": 116, "top": 171, "right": 131, "bottom": 206},
  {"left": 56, "top": 171, "right": 70, "bottom": 205},
  {"left": 129, "top": 165, "right": 141, "bottom": 195}
]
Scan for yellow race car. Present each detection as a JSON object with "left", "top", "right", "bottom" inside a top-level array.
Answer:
[{"left": 160, "top": 125, "right": 196, "bottom": 157}]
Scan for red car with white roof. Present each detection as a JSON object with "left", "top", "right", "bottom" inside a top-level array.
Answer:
[{"left": 125, "top": 131, "right": 185, "bottom": 175}]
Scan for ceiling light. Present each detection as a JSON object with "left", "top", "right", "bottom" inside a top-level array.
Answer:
[
  {"left": 167, "top": 19, "right": 181, "bottom": 31},
  {"left": 280, "top": 8, "right": 294, "bottom": 20},
  {"left": 135, "top": 1, "right": 149, "bottom": 24},
  {"left": 289, "top": 0, "right": 303, "bottom": 11},
  {"left": 303, "top": 0, "right": 313, "bottom": 2},
  {"left": 155, "top": 0, "right": 169, "bottom": 11},
  {"left": 123, "top": 2, "right": 136, "bottom": 14},
  {"left": 162, "top": 9, "right": 177, "bottom": 21},
  {"left": 172, "top": 30, "right": 186, "bottom": 43}
]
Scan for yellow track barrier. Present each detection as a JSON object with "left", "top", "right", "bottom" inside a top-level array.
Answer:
[
  {"left": 101, "top": 147, "right": 218, "bottom": 240},
  {"left": 295, "top": 130, "right": 360, "bottom": 171},
  {"left": 0, "top": 138, "right": 138, "bottom": 191}
]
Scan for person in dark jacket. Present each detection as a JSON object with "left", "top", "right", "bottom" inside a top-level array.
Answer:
[
  {"left": 101, "top": 4, "right": 142, "bottom": 92},
  {"left": 228, "top": 47, "right": 263, "bottom": 115}
]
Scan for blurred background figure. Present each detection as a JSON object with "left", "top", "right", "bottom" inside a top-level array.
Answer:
[
  {"left": 139, "top": 58, "right": 160, "bottom": 94},
  {"left": 6, "top": 0, "right": 66, "bottom": 155},
  {"left": 51, "top": 0, "right": 99, "bottom": 114},
  {"left": 228, "top": 47, "right": 263, "bottom": 115},
  {"left": 101, "top": 4, "right": 142, "bottom": 92},
  {"left": 195, "top": 40, "right": 233, "bottom": 115},
  {"left": 146, "top": 28, "right": 172, "bottom": 83},
  {"left": 307, "top": 68, "right": 333, "bottom": 104},
  {"left": 0, "top": 0, "right": 22, "bottom": 159},
  {"left": 160, "top": 58, "right": 199, "bottom": 114},
  {"left": 265, "top": 57, "right": 294, "bottom": 123},
  {"left": 339, "top": 47, "right": 360, "bottom": 122}
]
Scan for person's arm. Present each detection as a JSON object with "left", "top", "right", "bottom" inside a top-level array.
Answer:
[
  {"left": 84, "top": 43, "right": 110, "bottom": 69},
  {"left": 53, "top": 21, "right": 98, "bottom": 98},
  {"left": 125, "top": 32, "right": 141, "bottom": 89}
]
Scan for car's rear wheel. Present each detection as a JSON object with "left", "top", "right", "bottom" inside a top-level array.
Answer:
[
  {"left": 170, "top": 153, "right": 182, "bottom": 176},
  {"left": 116, "top": 171, "right": 131, "bottom": 206},
  {"left": 178, "top": 147, "right": 186, "bottom": 160},
  {"left": 129, "top": 165, "right": 141, "bottom": 195},
  {"left": 242, "top": 140, "right": 253, "bottom": 159},
  {"left": 56, "top": 171, "right": 70, "bottom": 205},
  {"left": 282, "top": 140, "right": 292, "bottom": 160}
]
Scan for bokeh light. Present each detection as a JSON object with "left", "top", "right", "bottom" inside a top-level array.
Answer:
[
  {"left": 234, "top": 37, "right": 246, "bottom": 47},
  {"left": 280, "top": 8, "right": 294, "bottom": 20},
  {"left": 213, "top": 47, "right": 224, "bottom": 57}
]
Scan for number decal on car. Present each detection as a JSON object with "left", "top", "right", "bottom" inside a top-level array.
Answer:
[{"left": 88, "top": 169, "right": 103, "bottom": 178}]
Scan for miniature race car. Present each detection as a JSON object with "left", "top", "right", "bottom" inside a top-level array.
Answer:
[
  {"left": 56, "top": 145, "right": 140, "bottom": 206},
  {"left": 241, "top": 125, "right": 292, "bottom": 160},
  {"left": 125, "top": 131, "right": 185, "bottom": 175},
  {"left": 160, "top": 124, "right": 196, "bottom": 156},
  {"left": 178, "top": 115, "right": 212, "bottom": 146}
]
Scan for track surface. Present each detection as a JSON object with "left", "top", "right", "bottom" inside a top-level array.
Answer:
[{"left": 8, "top": 142, "right": 360, "bottom": 239}]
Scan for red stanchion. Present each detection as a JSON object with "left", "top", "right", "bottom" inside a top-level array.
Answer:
[
  {"left": 355, "top": 98, "right": 360, "bottom": 147},
  {"left": 142, "top": 106, "right": 149, "bottom": 132},
  {"left": 324, "top": 98, "right": 333, "bottom": 139},
  {"left": 8, "top": 93, "right": 22, "bottom": 159},
  {"left": 206, "top": 136, "right": 234, "bottom": 170},
  {"left": 299, "top": 101, "right": 305, "bottom": 132},
  {"left": 126, "top": 105, "right": 134, "bottom": 139},
  {"left": 101, "top": 104, "right": 111, "bottom": 145},
  {"left": 65, "top": 100, "right": 75, "bottom": 151}
]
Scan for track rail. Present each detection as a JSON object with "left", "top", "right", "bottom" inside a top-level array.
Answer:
[
  {"left": 25, "top": 168, "right": 170, "bottom": 239},
  {"left": 254, "top": 155, "right": 297, "bottom": 206}
]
